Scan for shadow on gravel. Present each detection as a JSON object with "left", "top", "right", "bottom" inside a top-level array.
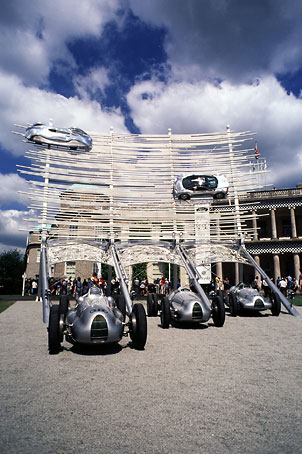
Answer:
[
  {"left": 226, "top": 310, "right": 269, "bottom": 318},
  {"left": 68, "top": 343, "right": 123, "bottom": 356},
  {"left": 158, "top": 321, "right": 209, "bottom": 330}
]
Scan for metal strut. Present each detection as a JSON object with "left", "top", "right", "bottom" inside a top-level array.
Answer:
[
  {"left": 40, "top": 235, "right": 51, "bottom": 323},
  {"left": 240, "top": 245, "right": 301, "bottom": 318},
  {"left": 175, "top": 242, "right": 211, "bottom": 319},
  {"left": 110, "top": 242, "right": 133, "bottom": 316}
]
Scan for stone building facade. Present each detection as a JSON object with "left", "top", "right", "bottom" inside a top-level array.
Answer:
[
  {"left": 216, "top": 186, "right": 302, "bottom": 285},
  {"left": 24, "top": 186, "right": 302, "bottom": 287}
]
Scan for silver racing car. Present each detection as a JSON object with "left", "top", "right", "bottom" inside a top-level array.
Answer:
[
  {"left": 147, "top": 287, "right": 225, "bottom": 328},
  {"left": 224, "top": 282, "right": 281, "bottom": 316},
  {"left": 25, "top": 123, "right": 92, "bottom": 151},
  {"left": 48, "top": 286, "right": 147, "bottom": 353}
]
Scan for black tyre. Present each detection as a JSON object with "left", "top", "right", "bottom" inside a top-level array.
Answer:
[
  {"left": 212, "top": 295, "right": 225, "bottom": 327},
  {"left": 152, "top": 293, "right": 159, "bottom": 316},
  {"left": 116, "top": 295, "right": 126, "bottom": 321},
  {"left": 179, "top": 193, "right": 190, "bottom": 201},
  {"left": 59, "top": 295, "right": 69, "bottom": 321},
  {"left": 48, "top": 305, "right": 61, "bottom": 354},
  {"left": 129, "top": 303, "right": 147, "bottom": 350},
  {"left": 215, "top": 192, "right": 225, "bottom": 199},
  {"left": 229, "top": 292, "right": 239, "bottom": 317},
  {"left": 161, "top": 297, "right": 171, "bottom": 329},
  {"left": 270, "top": 293, "right": 281, "bottom": 316},
  {"left": 147, "top": 293, "right": 153, "bottom": 317},
  {"left": 217, "top": 289, "right": 224, "bottom": 298}
]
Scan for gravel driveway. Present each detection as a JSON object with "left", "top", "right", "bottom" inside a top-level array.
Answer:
[{"left": 1, "top": 300, "right": 302, "bottom": 454}]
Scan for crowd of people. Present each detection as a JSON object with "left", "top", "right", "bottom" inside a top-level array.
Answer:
[
  {"left": 26, "top": 272, "right": 302, "bottom": 299},
  {"left": 132, "top": 277, "right": 178, "bottom": 296},
  {"left": 212, "top": 273, "right": 302, "bottom": 298},
  {"left": 24, "top": 279, "right": 38, "bottom": 296},
  {"left": 47, "top": 273, "right": 121, "bottom": 297}
]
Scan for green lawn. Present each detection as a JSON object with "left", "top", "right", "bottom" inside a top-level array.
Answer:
[
  {"left": 292, "top": 296, "right": 302, "bottom": 306},
  {"left": 0, "top": 300, "right": 16, "bottom": 313}
]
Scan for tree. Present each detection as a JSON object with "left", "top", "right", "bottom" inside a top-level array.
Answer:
[{"left": 0, "top": 250, "right": 25, "bottom": 295}]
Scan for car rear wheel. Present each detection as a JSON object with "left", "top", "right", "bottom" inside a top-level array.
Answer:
[
  {"left": 229, "top": 292, "right": 239, "bottom": 317},
  {"left": 270, "top": 292, "right": 281, "bottom": 316},
  {"left": 179, "top": 193, "right": 190, "bottom": 200},
  {"left": 212, "top": 295, "right": 225, "bottom": 327},
  {"left": 160, "top": 297, "right": 171, "bottom": 328},
  {"left": 48, "top": 305, "right": 62, "bottom": 354},
  {"left": 152, "top": 293, "right": 159, "bottom": 316},
  {"left": 215, "top": 192, "right": 225, "bottom": 199},
  {"left": 129, "top": 303, "right": 147, "bottom": 350},
  {"left": 59, "top": 295, "right": 69, "bottom": 321},
  {"left": 147, "top": 293, "right": 153, "bottom": 317},
  {"left": 116, "top": 295, "right": 126, "bottom": 321}
]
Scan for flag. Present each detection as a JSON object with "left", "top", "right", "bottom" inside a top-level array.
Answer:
[{"left": 255, "top": 143, "right": 259, "bottom": 159}]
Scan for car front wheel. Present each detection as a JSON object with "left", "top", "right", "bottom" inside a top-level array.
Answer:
[
  {"left": 129, "top": 303, "right": 147, "bottom": 350},
  {"left": 212, "top": 295, "right": 225, "bottom": 327},
  {"left": 270, "top": 293, "right": 281, "bottom": 316},
  {"left": 229, "top": 292, "right": 239, "bottom": 317},
  {"left": 160, "top": 297, "right": 171, "bottom": 328},
  {"left": 48, "top": 305, "right": 62, "bottom": 354}
]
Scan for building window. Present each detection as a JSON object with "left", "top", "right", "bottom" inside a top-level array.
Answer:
[
  {"left": 36, "top": 249, "right": 40, "bottom": 263},
  {"left": 258, "top": 221, "right": 267, "bottom": 239},
  {"left": 65, "top": 261, "right": 76, "bottom": 278},
  {"left": 282, "top": 219, "right": 291, "bottom": 237},
  {"left": 93, "top": 263, "right": 98, "bottom": 275},
  {"left": 69, "top": 224, "right": 78, "bottom": 238}
]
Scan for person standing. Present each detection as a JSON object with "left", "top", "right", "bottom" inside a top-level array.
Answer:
[
  {"left": 31, "top": 280, "right": 38, "bottom": 295},
  {"left": 262, "top": 278, "right": 270, "bottom": 298},
  {"left": 75, "top": 277, "right": 82, "bottom": 298},
  {"left": 279, "top": 277, "right": 287, "bottom": 296}
]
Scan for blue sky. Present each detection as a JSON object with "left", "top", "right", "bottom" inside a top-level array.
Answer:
[{"left": 0, "top": 0, "right": 301, "bottom": 252}]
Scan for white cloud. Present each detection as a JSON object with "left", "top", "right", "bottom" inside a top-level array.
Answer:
[
  {"left": 73, "top": 67, "right": 110, "bottom": 100},
  {"left": 0, "top": 0, "right": 121, "bottom": 85},
  {"left": 128, "top": 0, "right": 302, "bottom": 83},
  {"left": 0, "top": 208, "right": 33, "bottom": 251},
  {"left": 0, "top": 70, "right": 127, "bottom": 155},
  {"left": 127, "top": 75, "right": 302, "bottom": 187},
  {"left": 0, "top": 173, "right": 29, "bottom": 206}
]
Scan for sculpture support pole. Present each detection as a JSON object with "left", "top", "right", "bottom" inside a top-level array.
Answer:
[
  {"left": 175, "top": 242, "right": 211, "bottom": 320},
  {"left": 110, "top": 242, "right": 133, "bottom": 315},
  {"left": 40, "top": 235, "right": 50, "bottom": 323}
]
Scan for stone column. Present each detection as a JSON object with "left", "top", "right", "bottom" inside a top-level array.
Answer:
[
  {"left": 271, "top": 209, "right": 277, "bottom": 239},
  {"left": 273, "top": 254, "right": 281, "bottom": 283},
  {"left": 127, "top": 265, "right": 133, "bottom": 291},
  {"left": 107, "top": 265, "right": 112, "bottom": 295},
  {"left": 254, "top": 255, "right": 261, "bottom": 280},
  {"left": 290, "top": 208, "right": 297, "bottom": 238},
  {"left": 234, "top": 262, "right": 239, "bottom": 285},
  {"left": 180, "top": 265, "right": 190, "bottom": 287},
  {"left": 172, "top": 263, "right": 178, "bottom": 290},
  {"left": 216, "top": 262, "right": 223, "bottom": 285},
  {"left": 293, "top": 254, "right": 300, "bottom": 282},
  {"left": 252, "top": 210, "right": 258, "bottom": 240}
]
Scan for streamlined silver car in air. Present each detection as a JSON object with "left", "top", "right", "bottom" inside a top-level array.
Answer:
[
  {"left": 147, "top": 287, "right": 225, "bottom": 328},
  {"left": 25, "top": 123, "right": 92, "bottom": 151},
  {"left": 48, "top": 286, "right": 147, "bottom": 353},
  {"left": 173, "top": 174, "right": 229, "bottom": 200},
  {"left": 224, "top": 282, "right": 281, "bottom": 316}
]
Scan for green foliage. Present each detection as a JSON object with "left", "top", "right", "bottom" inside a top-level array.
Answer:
[
  {"left": 0, "top": 250, "right": 25, "bottom": 295},
  {"left": 132, "top": 263, "right": 147, "bottom": 281}
]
